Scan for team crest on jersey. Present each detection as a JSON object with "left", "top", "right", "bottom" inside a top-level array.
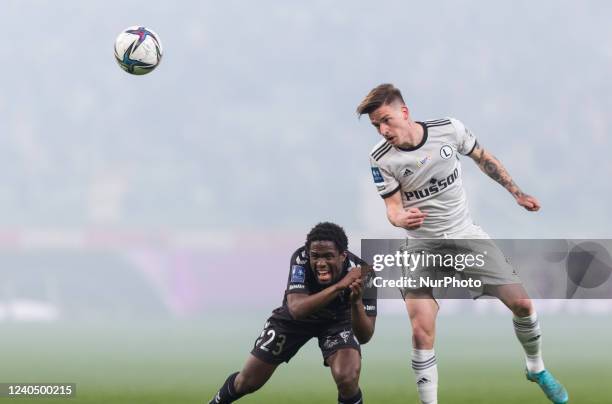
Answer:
[
  {"left": 371, "top": 167, "right": 384, "bottom": 183},
  {"left": 291, "top": 265, "right": 306, "bottom": 283},
  {"left": 416, "top": 155, "right": 431, "bottom": 168},
  {"left": 440, "top": 144, "right": 454, "bottom": 160},
  {"left": 402, "top": 168, "right": 414, "bottom": 177}
]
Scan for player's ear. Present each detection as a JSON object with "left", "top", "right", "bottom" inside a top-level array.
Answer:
[
  {"left": 401, "top": 105, "right": 410, "bottom": 120},
  {"left": 340, "top": 250, "right": 348, "bottom": 261}
]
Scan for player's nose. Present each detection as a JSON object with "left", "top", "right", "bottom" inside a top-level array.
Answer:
[
  {"left": 314, "top": 258, "right": 327, "bottom": 268},
  {"left": 379, "top": 124, "right": 389, "bottom": 136}
]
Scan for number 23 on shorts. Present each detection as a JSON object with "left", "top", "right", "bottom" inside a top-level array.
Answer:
[{"left": 255, "top": 321, "right": 286, "bottom": 356}]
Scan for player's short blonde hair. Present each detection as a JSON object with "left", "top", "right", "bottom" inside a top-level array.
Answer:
[{"left": 356, "top": 83, "right": 405, "bottom": 116}]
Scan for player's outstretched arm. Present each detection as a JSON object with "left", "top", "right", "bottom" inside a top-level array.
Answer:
[
  {"left": 349, "top": 275, "right": 376, "bottom": 344},
  {"left": 286, "top": 268, "right": 362, "bottom": 320},
  {"left": 469, "top": 143, "right": 541, "bottom": 212},
  {"left": 383, "top": 191, "right": 427, "bottom": 229}
]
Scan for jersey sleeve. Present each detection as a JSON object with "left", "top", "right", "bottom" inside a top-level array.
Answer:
[
  {"left": 285, "top": 248, "right": 310, "bottom": 295},
  {"left": 450, "top": 118, "right": 478, "bottom": 156},
  {"left": 369, "top": 156, "right": 400, "bottom": 199},
  {"left": 347, "top": 252, "right": 377, "bottom": 317}
]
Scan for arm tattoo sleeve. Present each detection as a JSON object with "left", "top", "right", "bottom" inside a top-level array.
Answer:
[{"left": 472, "top": 144, "right": 525, "bottom": 199}]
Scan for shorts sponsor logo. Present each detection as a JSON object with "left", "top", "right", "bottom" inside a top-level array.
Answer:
[
  {"left": 323, "top": 330, "right": 352, "bottom": 349},
  {"left": 289, "top": 284, "right": 305, "bottom": 290},
  {"left": 371, "top": 167, "right": 384, "bottom": 183},
  {"left": 403, "top": 168, "right": 414, "bottom": 177},
  {"left": 291, "top": 265, "right": 305, "bottom": 283},
  {"left": 323, "top": 336, "right": 339, "bottom": 349}
]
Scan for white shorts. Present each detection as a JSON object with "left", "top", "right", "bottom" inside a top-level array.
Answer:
[{"left": 400, "top": 224, "right": 522, "bottom": 299}]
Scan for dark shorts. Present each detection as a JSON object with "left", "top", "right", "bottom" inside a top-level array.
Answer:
[{"left": 250, "top": 316, "right": 361, "bottom": 366}]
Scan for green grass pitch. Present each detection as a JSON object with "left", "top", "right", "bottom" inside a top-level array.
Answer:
[{"left": 1, "top": 312, "right": 609, "bottom": 403}]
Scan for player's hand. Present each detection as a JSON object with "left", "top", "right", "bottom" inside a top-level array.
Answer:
[
  {"left": 349, "top": 278, "right": 364, "bottom": 303},
  {"left": 337, "top": 267, "right": 362, "bottom": 290},
  {"left": 396, "top": 207, "right": 427, "bottom": 230},
  {"left": 516, "top": 193, "right": 541, "bottom": 212}
]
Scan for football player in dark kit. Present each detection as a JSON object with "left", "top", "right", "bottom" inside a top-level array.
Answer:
[{"left": 208, "top": 222, "right": 377, "bottom": 404}]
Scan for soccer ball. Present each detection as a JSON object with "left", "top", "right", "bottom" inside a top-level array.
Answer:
[{"left": 114, "top": 26, "right": 163, "bottom": 75}]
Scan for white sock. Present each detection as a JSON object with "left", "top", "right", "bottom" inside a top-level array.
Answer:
[
  {"left": 513, "top": 312, "right": 545, "bottom": 373},
  {"left": 412, "top": 348, "right": 438, "bottom": 404}
]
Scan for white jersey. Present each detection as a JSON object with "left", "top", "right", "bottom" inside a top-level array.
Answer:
[{"left": 369, "top": 117, "right": 478, "bottom": 238}]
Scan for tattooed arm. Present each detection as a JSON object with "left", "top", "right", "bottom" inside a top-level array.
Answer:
[{"left": 469, "top": 142, "right": 541, "bottom": 212}]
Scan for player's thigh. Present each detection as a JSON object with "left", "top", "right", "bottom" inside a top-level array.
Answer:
[
  {"left": 326, "top": 348, "right": 361, "bottom": 385},
  {"left": 404, "top": 288, "right": 439, "bottom": 325},
  {"left": 404, "top": 289, "right": 438, "bottom": 346},
  {"left": 486, "top": 283, "right": 533, "bottom": 316},
  {"left": 236, "top": 354, "right": 279, "bottom": 390},
  {"left": 251, "top": 317, "right": 311, "bottom": 366}
]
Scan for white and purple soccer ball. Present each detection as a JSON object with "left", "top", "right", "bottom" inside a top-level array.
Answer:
[{"left": 114, "top": 26, "right": 163, "bottom": 75}]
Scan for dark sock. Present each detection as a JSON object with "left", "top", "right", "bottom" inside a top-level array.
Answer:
[
  {"left": 209, "top": 372, "right": 243, "bottom": 404},
  {"left": 338, "top": 388, "right": 363, "bottom": 404}
]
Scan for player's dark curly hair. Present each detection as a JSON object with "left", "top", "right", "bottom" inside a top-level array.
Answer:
[{"left": 305, "top": 222, "right": 348, "bottom": 253}]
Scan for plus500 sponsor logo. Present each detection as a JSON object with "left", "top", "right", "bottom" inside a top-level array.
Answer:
[{"left": 405, "top": 168, "right": 459, "bottom": 201}]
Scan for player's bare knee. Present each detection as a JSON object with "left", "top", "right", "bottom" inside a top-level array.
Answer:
[
  {"left": 411, "top": 324, "right": 435, "bottom": 348},
  {"left": 333, "top": 365, "right": 360, "bottom": 394},
  {"left": 234, "top": 372, "right": 265, "bottom": 395},
  {"left": 511, "top": 299, "right": 533, "bottom": 317}
]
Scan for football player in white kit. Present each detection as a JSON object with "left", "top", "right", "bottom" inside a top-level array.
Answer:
[{"left": 357, "top": 84, "right": 568, "bottom": 404}]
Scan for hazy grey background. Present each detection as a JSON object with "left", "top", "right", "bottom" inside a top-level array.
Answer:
[{"left": 0, "top": 1, "right": 611, "bottom": 320}]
